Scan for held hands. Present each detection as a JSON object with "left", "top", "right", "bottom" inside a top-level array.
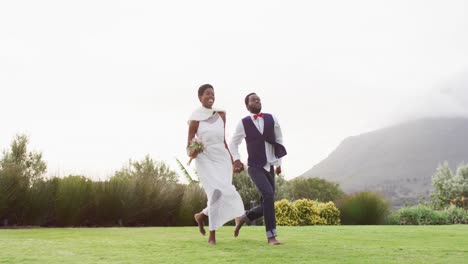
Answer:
[
  {"left": 275, "top": 166, "right": 282, "bottom": 175},
  {"left": 232, "top": 161, "right": 281, "bottom": 175},
  {"left": 233, "top": 160, "right": 244, "bottom": 173}
]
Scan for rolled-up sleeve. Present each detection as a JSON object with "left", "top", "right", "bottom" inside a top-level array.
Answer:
[{"left": 229, "top": 121, "right": 245, "bottom": 161}]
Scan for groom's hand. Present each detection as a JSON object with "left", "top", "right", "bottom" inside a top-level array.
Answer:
[
  {"left": 233, "top": 160, "right": 244, "bottom": 173},
  {"left": 275, "top": 166, "right": 282, "bottom": 175}
]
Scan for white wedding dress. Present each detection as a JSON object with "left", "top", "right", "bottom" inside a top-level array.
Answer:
[{"left": 194, "top": 112, "right": 245, "bottom": 231}]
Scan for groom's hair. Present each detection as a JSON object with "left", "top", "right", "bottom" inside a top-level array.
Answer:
[
  {"left": 245, "top": 92, "right": 256, "bottom": 106},
  {"left": 198, "top": 84, "right": 214, "bottom": 96}
]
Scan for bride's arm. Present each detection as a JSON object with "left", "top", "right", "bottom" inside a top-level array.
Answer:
[
  {"left": 187, "top": 120, "right": 199, "bottom": 158},
  {"left": 219, "top": 112, "right": 234, "bottom": 163}
]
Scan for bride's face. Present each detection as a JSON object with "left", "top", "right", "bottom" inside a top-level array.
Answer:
[{"left": 199, "top": 88, "right": 215, "bottom": 108}]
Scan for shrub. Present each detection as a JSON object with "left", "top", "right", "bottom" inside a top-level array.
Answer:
[
  {"left": 25, "top": 178, "right": 59, "bottom": 226},
  {"left": 293, "top": 199, "right": 323, "bottom": 225},
  {"left": 276, "top": 199, "right": 340, "bottom": 226},
  {"left": 318, "top": 201, "right": 341, "bottom": 225},
  {"left": 177, "top": 183, "right": 207, "bottom": 226},
  {"left": 397, "top": 205, "right": 449, "bottom": 225},
  {"left": 446, "top": 205, "right": 468, "bottom": 224},
  {"left": 55, "top": 175, "right": 93, "bottom": 226},
  {"left": 388, "top": 205, "right": 468, "bottom": 225},
  {"left": 275, "top": 199, "right": 300, "bottom": 226},
  {"left": 337, "top": 192, "right": 390, "bottom": 225}
]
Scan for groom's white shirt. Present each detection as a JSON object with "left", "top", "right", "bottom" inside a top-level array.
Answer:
[{"left": 229, "top": 113, "right": 283, "bottom": 171}]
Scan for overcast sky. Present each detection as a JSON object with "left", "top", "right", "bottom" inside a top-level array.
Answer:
[{"left": 1, "top": 0, "right": 468, "bottom": 181}]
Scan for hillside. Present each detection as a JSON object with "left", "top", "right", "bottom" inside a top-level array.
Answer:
[{"left": 301, "top": 117, "right": 468, "bottom": 207}]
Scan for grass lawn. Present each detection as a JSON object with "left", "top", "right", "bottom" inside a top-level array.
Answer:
[{"left": 1, "top": 225, "right": 467, "bottom": 263}]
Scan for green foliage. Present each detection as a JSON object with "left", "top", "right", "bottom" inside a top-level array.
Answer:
[
  {"left": 275, "top": 199, "right": 340, "bottom": 226},
  {"left": 0, "top": 134, "right": 47, "bottom": 224},
  {"left": 232, "top": 170, "right": 289, "bottom": 210},
  {"left": 25, "top": 178, "right": 59, "bottom": 226},
  {"left": 337, "top": 192, "right": 390, "bottom": 225},
  {"left": 111, "top": 157, "right": 184, "bottom": 226},
  {"left": 89, "top": 177, "right": 129, "bottom": 226},
  {"left": 177, "top": 184, "right": 207, "bottom": 225},
  {"left": 275, "top": 199, "right": 300, "bottom": 226},
  {"left": 387, "top": 205, "right": 468, "bottom": 225},
  {"left": 56, "top": 175, "right": 93, "bottom": 226},
  {"left": 232, "top": 170, "right": 259, "bottom": 209},
  {"left": 293, "top": 199, "right": 324, "bottom": 225},
  {"left": 286, "top": 177, "right": 344, "bottom": 202},
  {"left": 0, "top": 165, "right": 29, "bottom": 224},
  {"left": 445, "top": 205, "right": 468, "bottom": 224},
  {"left": 274, "top": 174, "right": 289, "bottom": 201},
  {"left": 115, "top": 155, "right": 178, "bottom": 183},
  {"left": 318, "top": 201, "right": 341, "bottom": 225},
  {"left": 175, "top": 158, "right": 198, "bottom": 184},
  {"left": 0, "top": 139, "right": 191, "bottom": 226},
  {"left": 0, "top": 134, "right": 47, "bottom": 183},
  {"left": 431, "top": 162, "right": 468, "bottom": 209}
]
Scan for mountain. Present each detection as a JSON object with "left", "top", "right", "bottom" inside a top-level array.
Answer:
[{"left": 301, "top": 117, "right": 468, "bottom": 207}]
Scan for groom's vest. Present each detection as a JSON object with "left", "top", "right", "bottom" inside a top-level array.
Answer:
[{"left": 242, "top": 113, "right": 277, "bottom": 168}]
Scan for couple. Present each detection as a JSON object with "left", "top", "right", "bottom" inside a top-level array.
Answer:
[{"left": 186, "top": 84, "right": 287, "bottom": 246}]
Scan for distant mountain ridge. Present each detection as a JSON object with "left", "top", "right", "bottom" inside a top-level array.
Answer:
[{"left": 301, "top": 117, "right": 468, "bottom": 207}]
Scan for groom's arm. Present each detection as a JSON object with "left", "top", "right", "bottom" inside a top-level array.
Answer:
[
  {"left": 273, "top": 115, "right": 283, "bottom": 174},
  {"left": 273, "top": 114, "right": 283, "bottom": 145}
]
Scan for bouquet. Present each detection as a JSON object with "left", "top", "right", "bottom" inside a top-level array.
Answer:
[{"left": 187, "top": 137, "right": 205, "bottom": 165}]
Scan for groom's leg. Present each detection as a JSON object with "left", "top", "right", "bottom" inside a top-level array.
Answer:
[
  {"left": 244, "top": 195, "right": 263, "bottom": 221},
  {"left": 246, "top": 166, "right": 277, "bottom": 238}
]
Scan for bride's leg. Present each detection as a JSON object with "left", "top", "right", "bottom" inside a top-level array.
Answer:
[
  {"left": 194, "top": 211, "right": 207, "bottom": 236},
  {"left": 208, "top": 230, "right": 216, "bottom": 245}
]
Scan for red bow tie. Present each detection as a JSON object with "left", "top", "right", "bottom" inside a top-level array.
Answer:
[{"left": 253, "top": 113, "right": 264, "bottom": 120}]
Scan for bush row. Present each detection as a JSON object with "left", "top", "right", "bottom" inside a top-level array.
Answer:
[
  {"left": 275, "top": 199, "right": 340, "bottom": 226},
  {"left": 387, "top": 205, "right": 468, "bottom": 225},
  {"left": 0, "top": 173, "right": 207, "bottom": 227}
]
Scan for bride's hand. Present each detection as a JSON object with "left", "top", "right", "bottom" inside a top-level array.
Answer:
[
  {"left": 189, "top": 149, "right": 199, "bottom": 159},
  {"left": 233, "top": 160, "right": 244, "bottom": 173}
]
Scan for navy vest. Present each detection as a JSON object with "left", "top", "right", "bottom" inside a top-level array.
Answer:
[{"left": 242, "top": 113, "right": 285, "bottom": 168}]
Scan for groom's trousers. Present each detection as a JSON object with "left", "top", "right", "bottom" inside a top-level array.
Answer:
[{"left": 242, "top": 165, "right": 277, "bottom": 239}]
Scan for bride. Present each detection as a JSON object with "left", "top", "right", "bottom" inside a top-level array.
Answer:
[{"left": 186, "top": 84, "right": 245, "bottom": 245}]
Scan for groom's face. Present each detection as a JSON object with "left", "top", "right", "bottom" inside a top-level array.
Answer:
[{"left": 247, "top": 94, "right": 262, "bottom": 114}]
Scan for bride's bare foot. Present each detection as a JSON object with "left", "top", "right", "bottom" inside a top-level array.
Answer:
[
  {"left": 194, "top": 213, "right": 206, "bottom": 236},
  {"left": 267, "top": 237, "right": 284, "bottom": 245},
  {"left": 234, "top": 217, "right": 245, "bottom": 237},
  {"left": 208, "top": 231, "right": 216, "bottom": 245}
]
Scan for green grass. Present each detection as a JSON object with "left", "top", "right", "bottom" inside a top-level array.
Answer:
[{"left": 1, "top": 226, "right": 467, "bottom": 263}]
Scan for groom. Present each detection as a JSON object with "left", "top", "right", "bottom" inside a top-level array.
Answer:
[{"left": 229, "top": 92, "right": 287, "bottom": 245}]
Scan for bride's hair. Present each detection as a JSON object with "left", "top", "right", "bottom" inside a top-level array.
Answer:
[{"left": 198, "top": 84, "right": 214, "bottom": 96}]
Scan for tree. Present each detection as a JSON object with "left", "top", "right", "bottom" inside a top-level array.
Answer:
[
  {"left": 111, "top": 156, "right": 181, "bottom": 225},
  {"left": 113, "top": 155, "right": 178, "bottom": 183},
  {"left": 0, "top": 134, "right": 47, "bottom": 183},
  {"left": 432, "top": 162, "right": 468, "bottom": 208},
  {"left": 0, "top": 134, "right": 47, "bottom": 224},
  {"left": 286, "top": 177, "right": 344, "bottom": 202}
]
